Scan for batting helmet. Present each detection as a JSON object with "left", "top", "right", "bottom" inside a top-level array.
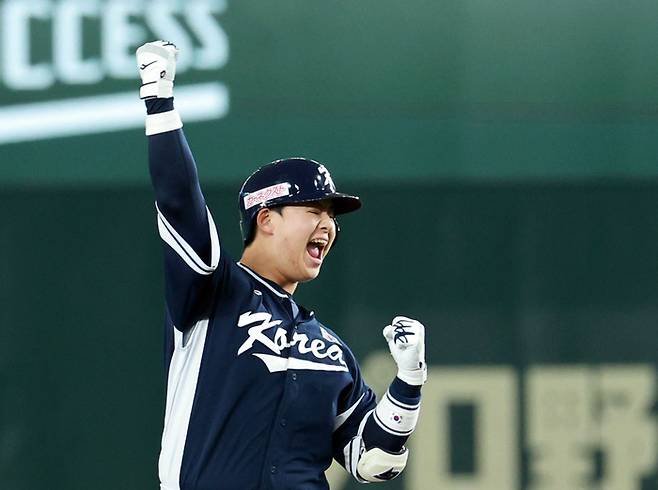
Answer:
[{"left": 238, "top": 157, "right": 361, "bottom": 244}]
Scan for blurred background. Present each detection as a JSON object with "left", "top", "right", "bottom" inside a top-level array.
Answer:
[{"left": 1, "top": 0, "right": 657, "bottom": 488}]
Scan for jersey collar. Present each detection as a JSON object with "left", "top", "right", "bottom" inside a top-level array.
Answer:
[
  {"left": 236, "top": 262, "right": 315, "bottom": 320},
  {"left": 236, "top": 262, "right": 290, "bottom": 299}
]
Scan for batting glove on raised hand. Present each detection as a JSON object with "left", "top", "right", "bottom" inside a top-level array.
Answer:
[
  {"left": 383, "top": 316, "right": 427, "bottom": 386},
  {"left": 136, "top": 40, "right": 179, "bottom": 100}
]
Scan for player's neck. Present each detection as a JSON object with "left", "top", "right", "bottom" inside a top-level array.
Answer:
[{"left": 240, "top": 247, "right": 298, "bottom": 295}]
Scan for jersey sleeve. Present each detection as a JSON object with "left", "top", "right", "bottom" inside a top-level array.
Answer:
[
  {"left": 331, "top": 345, "right": 377, "bottom": 466},
  {"left": 146, "top": 98, "right": 225, "bottom": 331}
]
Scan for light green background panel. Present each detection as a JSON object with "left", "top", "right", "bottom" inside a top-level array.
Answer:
[{"left": 4, "top": 0, "right": 658, "bottom": 185}]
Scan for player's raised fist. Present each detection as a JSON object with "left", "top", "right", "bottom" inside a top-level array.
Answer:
[
  {"left": 136, "top": 40, "right": 179, "bottom": 100},
  {"left": 383, "top": 316, "right": 427, "bottom": 386}
]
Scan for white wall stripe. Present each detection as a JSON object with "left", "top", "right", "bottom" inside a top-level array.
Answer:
[{"left": 0, "top": 82, "right": 228, "bottom": 145}]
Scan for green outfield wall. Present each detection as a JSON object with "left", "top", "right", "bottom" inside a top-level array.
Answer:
[
  {"left": 2, "top": 0, "right": 658, "bottom": 488},
  {"left": 1, "top": 184, "right": 657, "bottom": 489},
  {"left": 3, "top": 0, "right": 658, "bottom": 184}
]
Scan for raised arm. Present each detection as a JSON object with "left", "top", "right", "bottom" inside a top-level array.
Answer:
[{"left": 137, "top": 41, "right": 221, "bottom": 330}]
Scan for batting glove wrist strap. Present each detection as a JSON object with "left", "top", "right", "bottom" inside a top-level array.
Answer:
[
  {"left": 136, "top": 41, "right": 179, "bottom": 100},
  {"left": 145, "top": 110, "right": 183, "bottom": 136},
  {"left": 396, "top": 368, "right": 427, "bottom": 386},
  {"left": 383, "top": 316, "right": 427, "bottom": 386}
]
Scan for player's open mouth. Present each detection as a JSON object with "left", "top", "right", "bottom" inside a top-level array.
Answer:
[{"left": 307, "top": 238, "right": 328, "bottom": 262}]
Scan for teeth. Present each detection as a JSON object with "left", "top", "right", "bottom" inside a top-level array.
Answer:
[{"left": 310, "top": 239, "right": 327, "bottom": 246}]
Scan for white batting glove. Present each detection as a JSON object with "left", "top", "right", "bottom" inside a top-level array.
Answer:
[
  {"left": 136, "top": 40, "right": 179, "bottom": 100},
  {"left": 383, "top": 316, "right": 427, "bottom": 386}
]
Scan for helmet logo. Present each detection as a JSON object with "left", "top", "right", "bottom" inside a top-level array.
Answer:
[
  {"left": 244, "top": 182, "right": 291, "bottom": 209},
  {"left": 317, "top": 165, "right": 336, "bottom": 192}
]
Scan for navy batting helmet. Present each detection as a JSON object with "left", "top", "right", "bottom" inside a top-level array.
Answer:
[{"left": 238, "top": 157, "right": 361, "bottom": 244}]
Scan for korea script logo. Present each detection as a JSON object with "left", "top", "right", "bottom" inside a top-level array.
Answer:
[{"left": 236, "top": 311, "right": 348, "bottom": 373}]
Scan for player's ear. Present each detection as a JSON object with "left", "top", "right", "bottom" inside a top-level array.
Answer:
[{"left": 255, "top": 208, "right": 277, "bottom": 237}]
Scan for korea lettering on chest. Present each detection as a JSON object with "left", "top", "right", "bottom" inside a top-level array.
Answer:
[{"left": 235, "top": 308, "right": 349, "bottom": 374}]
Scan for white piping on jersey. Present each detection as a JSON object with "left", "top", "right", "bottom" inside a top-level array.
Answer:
[
  {"left": 334, "top": 393, "right": 366, "bottom": 431},
  {"left": 253, "top": 353, "right": 349, "bottom": 373},
  {"left": 236, "top": 262, "right": 289, "bottom": 298},
  {"left": 343, "top": 434, "right": 364, "bottom": 482},
  {"left": 156, "top": 203, "right": 220, "bottom": 275},
  {"left": 342, "top": 407, "right": 374, "bottom": 482},
  {"left": 159, "top": 319, "right": 209, "bottom": 490},
  {"left": 358, "top": 408, "right": 375, "bottom": 437}
]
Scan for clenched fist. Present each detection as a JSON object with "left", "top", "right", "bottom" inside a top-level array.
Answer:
[
  {"left": 136, "top": 40, "right": 179, "bottom": 100},
  {"left": 382, "top": 316, "right": 427, "bottom": 386}
]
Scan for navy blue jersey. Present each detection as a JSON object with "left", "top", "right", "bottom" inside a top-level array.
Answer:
[
  {"left": 158, "top": 254, "right": 377, "bottom": 490},
  {"left": 146, "top": 101, "right": 420, "bottom": 490}
]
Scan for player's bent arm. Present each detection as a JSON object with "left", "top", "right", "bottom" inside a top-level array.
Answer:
[
  {"left": 335, "top": 317, "right": 427, "bottom": 483},
  {"left": 342, "top": 377, "right": 422, "bottom": 483}
]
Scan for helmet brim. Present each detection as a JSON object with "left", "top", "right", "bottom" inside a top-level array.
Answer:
[
  {"left": 287, "top": 193, "right": 361, "bottom": 215},
  {"left": 326, "top": 193, "right": 362, "bottom": 215}
]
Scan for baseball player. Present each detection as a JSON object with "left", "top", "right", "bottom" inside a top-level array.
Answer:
[{"left": 137, "top": 41, "right": 427, "bottom": 490}]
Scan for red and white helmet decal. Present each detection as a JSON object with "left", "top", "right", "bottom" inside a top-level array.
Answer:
[{"left": 243, "top": 183, "right": 292, "bottom": 210}]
